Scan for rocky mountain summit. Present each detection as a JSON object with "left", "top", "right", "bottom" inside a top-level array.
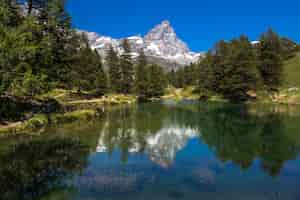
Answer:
[{"left": 81, "top": 20, "right": 204, "bottom": 70}]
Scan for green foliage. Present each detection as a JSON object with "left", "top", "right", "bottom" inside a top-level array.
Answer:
[
  {"left": 23, "top": 114, "right": 48, "bottom": 129},
  {"left": 147, "top": 64, "right": 166, "bottom": 98},
  {"left": 280, "top": 37, "right": 299, "bottom": 60},
  {"left": 219, "top": 36, "right": 259, "bottom": 100},
  {"left": 0, "top": 0, "right": 21, "bottom": 27},
  {"left": 258, "top": 29, "right": 284, "bottom": 91},
  {"left": 198, "top": 36, "right": 259, "bottom": 101},
  {"left": 68, "top": 36, "right": 107, "bottom": 93},
  {"left": 107, "top": 46, "right": 122, "bottom": 93},
  {"left": 196, "top": 30, "right": 292, "bottom": 101},
  {"left": 167, "top": 64, "right": 198, "bottom": 88},
  {"left": 198, "top": 52, "right": 216, "bottom": 96},
  {"left": 120, "top": 39, "right": 134, "bottom": 94},
  {"left": 1, "top": 0, "right": 294, "bottom": 105},
  {"left": 0, "top": 0, "right": 77, "bottom": 97},
  {"left": 198, "top": 103, "right": 298, "bottom": 176},
  {"left": 51, "top": 110, "right": 96, "bottom": 124},
  {"left": 183, "top": 63, "right": 198, "bottom": 86},
  {"left": 174, "top": 68, "right": 185, "bottom": 88},
  {"left": 0, "top": 136, "right": 89, "bottom": 200},
  {"left": 94, "top": 52, "right": 108, "bottom": 95},
  {"left": 167, "top": 69, "right": 176, "bottom": 87},
  {"left": 10, "top": 70, "right": 50, "bottom": 97},
  {"left": 283, "top": 52, "right": 300, "bottom": 88},
  {"left": 135, "top": 50, "right": 149, "bottom": 99}
]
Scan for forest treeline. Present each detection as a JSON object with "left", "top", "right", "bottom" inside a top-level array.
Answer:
[
  {"left": 1, "top": 0, "right": 299, "bottom": 103},
  {"left": 172, "top": 32, "right": 300, "bottom": 101},
  {"left": 0, "top": 0, "right": 166, "bottom": 101}
]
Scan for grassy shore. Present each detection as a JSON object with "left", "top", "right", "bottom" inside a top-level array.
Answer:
[
  {"left": 0, "top": 90, "right": 137, "bottom": 135},
  {"left": 2, "top": 51, "right": 300, "bottom": 135},
  {"left": 163, "top": 86, "right": 300, "bottom": 105}
]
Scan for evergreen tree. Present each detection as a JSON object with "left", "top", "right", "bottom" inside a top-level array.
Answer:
[
  {"left": 280, "top": 37, "right": 298, "bottom": 60},
  {"left": 198, "top": 36, "right": 259, "bottom": 101},
  {"left": 0, "top": 0, "right": 21, "bottom": 27},
  {"left": 148, "top": 64, "right": 165, "bottom": 98},
  {"left": 24, "top": 0, "right": 47, "bottom": 15},
  {"left": 47, "top": 0, "right": 73, "bottom": 83},
  {"left": 219, "top": 36, "right": 259, "bottom": 100},
  {"left": 175, "top": 68, "right": 185, "bottom": 88},
  {"left": 94, "top": 51, "right": 108, "bottom": 96},
  {"left": 167, "top": 69, "right": 176, "bottom": 87},
  {"left": 107, "top": 46, "right": 122, "bottom": 93},
  {"left": 70, "top": 35, "right": 104, "bottom": 92},
  {"left": 10, "top": 70, "right": 49, "bottom": 97},
  {"left": 258, "top": 29, "right": 284, "bottom": 91},
  {"left": 198, "top": 52, "right": 215, "bottom": 96},
  {"left": 135, "top": 50, "right": 149, "bottom": 99},
  {"left": 183, "top": 65, "right": 192, "bottom": 86},
  {"left": 120, "top": 39, "right": 134, "bottom": 94}
]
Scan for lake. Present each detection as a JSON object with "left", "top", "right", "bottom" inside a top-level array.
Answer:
[{"left": 1, "top": 101, "right": 300, "bottom": 200}]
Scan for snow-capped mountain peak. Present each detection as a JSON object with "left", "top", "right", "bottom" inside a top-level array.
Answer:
[
  {"left": 144, "top": 20, "right": 190, "bottom": 58},
  {"left": 82, "top": 20, "right": 203, "bottom": 69}
]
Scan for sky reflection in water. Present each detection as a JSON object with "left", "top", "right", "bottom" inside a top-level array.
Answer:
[{"left": 1, "top": 102, "right": 300, "bottom": 200}]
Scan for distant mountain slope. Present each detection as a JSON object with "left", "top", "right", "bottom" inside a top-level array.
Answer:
[
  {"left": 80, "top": 20, "right": 204, "bottom": 70},
  {"left": 283, "top": 52, "right": 300, "bottom": 88}
]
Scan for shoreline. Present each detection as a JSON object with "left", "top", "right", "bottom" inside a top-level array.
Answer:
[
  {"left": 2, "top": 88, "right": 300, "bottom": 135},
  {"left": 0, "top": 92, "right": 137, "bottom": 135}
]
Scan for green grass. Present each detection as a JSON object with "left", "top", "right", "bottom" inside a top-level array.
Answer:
[
  {"left": 163, "top": 86, "right": 199, "bottom": 100},
  {"left": 283, "top": 52, "right": 300, "bottom": 89},
  {"left": 23, "top": 114, "right": 48, "bottom": 130},
  {"left": 50, "top": 110, "right": 97, "bottom": 124}
]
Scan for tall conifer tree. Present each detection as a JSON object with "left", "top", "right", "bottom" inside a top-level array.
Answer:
[
  {"left": 107, "top": 46, "right": 121, "bottom": 93},
  {"left": 136, "top": 50, "right": 149, "bottom": 99},
  {"left": 94, "top": 51, "right": 108, "bottom": 96},
  {"left": 120, "top": 39, "right": 134, "bottom": 94},
  {"left": 258, "top": 28, "right": 284, "bottom": 91},
  {"left": 148, "top": 64, "right": 165, "bottom": 98}
]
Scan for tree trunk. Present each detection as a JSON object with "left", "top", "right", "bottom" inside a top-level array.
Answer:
[{"left": 27, "top": 0, "right": 33, "bottom": 15}]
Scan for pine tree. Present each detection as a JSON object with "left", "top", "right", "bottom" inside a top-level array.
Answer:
[
  {"left": 120, "top": 39, "right": 134, "bottom": 94},
  {"left": 37, "top": 0, "right": 73, "bottom": 84},
  {"left": 94, "top": 51, "right": 108, "bottom": 96},
  {"left": 107, "top": 46, "right": 122, "bottom": 93},
  {"left": 68, "top": 35, "right": 107, "bottom": 93},
  {"left": 0, "top": 0, "right": 21, "bottom": 27},
  {"left": 135, "top": 50, "right": 149, "bottom": 99},
  {"left": 198, "top": 36, "right": 259, "bottom": 101},
  {"left": 219, "top": 35, "right": 259, "bottom": 100},
  {"left": 175, "top": 68, "right": 185, "bottom": 88},
  {"left": 148, "top": 64, "right": 165, "bottom": 98},
  {"left": 198, "top": 52, "right": 215, "bottom": 96},
  {"left": 258, "top": 28, "right": 284, "bottom": 91},
  {"left": 167, "top": 69, "right": 176, "bottom": 87},
  {"left": 25, "top": 0, "right": 47, "bottom": 15}
]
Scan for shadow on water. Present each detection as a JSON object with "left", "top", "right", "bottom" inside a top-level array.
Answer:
[
  {"left": 0, "top": 136, "right": 89, "bottom": 200},
  {"left": 197, "top": 103, "right": 300, "bottom": 177}
]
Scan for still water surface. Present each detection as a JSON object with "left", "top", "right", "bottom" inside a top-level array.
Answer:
[{"left": 1, "top": 101, "right": 300, "bottom": 200}]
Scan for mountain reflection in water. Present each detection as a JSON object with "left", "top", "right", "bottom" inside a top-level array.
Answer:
[{"left": 1, "top": 102, "right": 300, "bottom": 200}]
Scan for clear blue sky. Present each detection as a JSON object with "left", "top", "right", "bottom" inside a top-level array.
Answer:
[{"left": 67, "top": 0, "right": 300, "bottom": 52}]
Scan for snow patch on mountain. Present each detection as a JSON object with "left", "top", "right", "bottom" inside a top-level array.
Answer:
[
  {"left": 80, "top": 20, "right": 204, "bottom": 69},
  {"left": 96, "top": 125, "right": 198, "bottom": 168}
]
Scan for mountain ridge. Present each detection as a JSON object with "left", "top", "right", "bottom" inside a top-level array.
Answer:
[{"left": 80, "top": 20, "right": 204, "bottom": 70}]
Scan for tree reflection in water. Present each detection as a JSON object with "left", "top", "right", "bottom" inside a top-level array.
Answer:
[
  {"left": 0, "top": 136, "right": 89, "bottom": 200},
  {"left": 97, "top": 102, "right": 300, "bottom": 176},
  {"left": 1, "top": 102, "right": 300, "bottom": 200},
  {"left": 198, "top": 103, "right": 299, "bottom": 176}
]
